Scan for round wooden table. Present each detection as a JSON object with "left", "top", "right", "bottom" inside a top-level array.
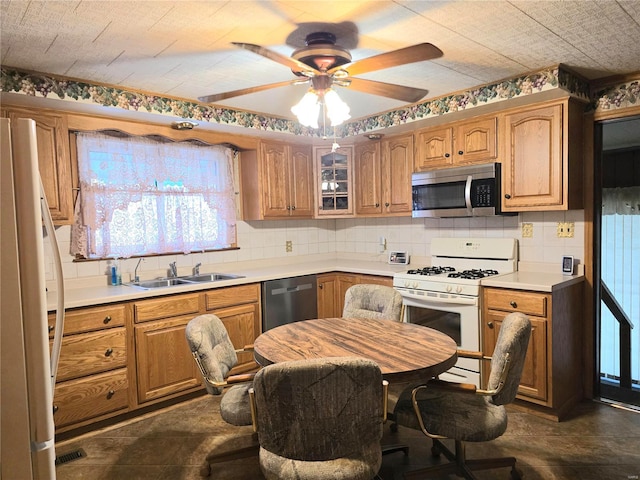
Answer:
[{"left": 253, "top": 317, "right": 458, "bottom": 383}]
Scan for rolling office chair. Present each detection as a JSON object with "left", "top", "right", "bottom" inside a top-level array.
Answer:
[
  {"left": 392, "top": 311, "right": 532, "bottom": 480},
  {"left": 342, "top": 284, "right": 404, "bottom": 321},
  {"left": 185, "top": 314, "right": 258, "bottom": 477},
  {"left": 248, "top": 357, "right": 388, "bottom": 480}
]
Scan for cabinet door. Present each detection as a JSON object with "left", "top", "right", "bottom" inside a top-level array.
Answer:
[
  {"left": 382, "top": 134, "right": 413, "bottom": 213},
  {"left": 355, "top": 142, "right": 382, "bottom": 214},
  {"left": 289, "top": 144, "right": 314, "bottom": 217},
  {"left": 314, "top": 146, "right": 353, "bottom": 217},
  {"left": 260, "top": 141, "right": 291, "bottom": 217},
  {"left": 336, "top": 274, "right": 358, "bottom": 316},
  {"left": 317, "top": 273, "right": 338, "bottom": 318},
  {"left": 214, "top": 303, "right": 260, "bottom": 373},
  {"left": 483, "top": 311, "right": 548, "bottom": 403},
  {"left": 501, "top": 104, "right": 563, "bottom": 210},
  {"left": 455, "top": 117, "right": 497, "bottom": 165},
  {"left": 415, "top": 126, "right": 453, "bottom": 170},
  {"left": 134, "top": 317, "right": 201, "bottom": 403},
  {"left": 5, "top": 108, "right": 73, "bottom": 223}
]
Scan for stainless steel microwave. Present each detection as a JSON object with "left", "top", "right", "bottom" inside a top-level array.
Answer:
[{"left": 412, "top": 163, "right": 513, "bottom": 218}]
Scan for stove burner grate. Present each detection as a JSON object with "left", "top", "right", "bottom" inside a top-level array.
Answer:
[
  {"left": 407, "top": 266, "right": 456, "bottom": 276},
  {"left": 448, "top": 269, "right": 499, "bottom": 280}
]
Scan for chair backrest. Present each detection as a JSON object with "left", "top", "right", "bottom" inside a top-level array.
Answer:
[
  {"left": 251, "top": 357, "right": 384, "bottom": 463},
  {"left": 185, "top": 314, "right": 238, "bottom": 395},
  {"left": 487, "top": 312, "right": 532, "bottom": 405},
  {"left": 342, "top": 284, "right": 403, "bottom": 321}
]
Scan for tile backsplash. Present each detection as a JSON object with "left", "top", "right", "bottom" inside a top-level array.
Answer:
[{"left": 43, "top": 210, "right": 585, "bottom": 284}]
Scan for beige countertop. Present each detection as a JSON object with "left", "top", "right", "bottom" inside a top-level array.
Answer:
[
  {"left": 48, "top": 258, "right": 409, "bottom": 311},
  {"left": 481, "top": 270, "right": 584, "bottom": 292}
]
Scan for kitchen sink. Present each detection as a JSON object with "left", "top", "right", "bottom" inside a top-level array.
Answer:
[
  {"left": 179, "top": 273, "right": 244, "bottom": 283},
  {"left": 128, "top": 273, "right": 244, "bottom": 289}
]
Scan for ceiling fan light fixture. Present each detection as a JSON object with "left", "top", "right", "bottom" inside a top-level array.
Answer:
[
  {"left": 324, "top": 89, "right": 351, "bottom": 126},
  {"left": 291, "top": 90, "right": 320, "bottom": 128}
]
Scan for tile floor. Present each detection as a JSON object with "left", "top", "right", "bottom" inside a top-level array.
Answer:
[{"left": 55, "top": 395, "right": 640, "bottom": 480}]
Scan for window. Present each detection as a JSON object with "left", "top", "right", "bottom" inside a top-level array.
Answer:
[{"left": 71, "top": 132, "right": 237, "bottom": 259}]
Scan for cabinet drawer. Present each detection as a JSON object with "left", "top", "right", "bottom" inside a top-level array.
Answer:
[
  {"left": 484, "top": 288, "right": 548, "bottom": 317},
  {"left": 134, "top": 293, "right": 200, "bottom": 323},
  {"left": 53, "top": 368, "right": 128, "bottom": 428},
  {"left": 48, "top": 304, "right": 126, "bottom": 337},
  {"left": 54, "top": 328, "right": 127, "bottom": 382},
  {"left": 205, "top": 284, "right": 260, "bottom": 310}
]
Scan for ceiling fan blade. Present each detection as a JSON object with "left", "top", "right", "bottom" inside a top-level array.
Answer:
[
  {"left": 231, "top": 42, "right": 319, "bottom": 75},
  {"left": 330, "top": 43, "right": 443, "bottom": 77},
  {"left": 344, "top": 77, "right": 428, "bottom": 103},
  {"left": 198, "top": 80, "right": 297, "bottom": 103}
]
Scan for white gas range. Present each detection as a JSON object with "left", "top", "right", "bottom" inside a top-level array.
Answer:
[{"left": 393, "top": 237, "right": 518, "bottom": 386}]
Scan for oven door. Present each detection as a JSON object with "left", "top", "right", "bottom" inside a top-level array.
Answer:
[{"left": 400, "top": 290, "right": 480, "bottom": 386}]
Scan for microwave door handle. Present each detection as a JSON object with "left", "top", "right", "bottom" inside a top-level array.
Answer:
[{"left": 464, "top": 175, "right": 473, "bottom": 210}]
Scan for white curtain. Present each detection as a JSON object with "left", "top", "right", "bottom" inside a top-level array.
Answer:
[
  {"left": 72, "top": 132, "right": 236, "bottom": 259},
  {"left": 602, "top": 186, "right": 640, "bottom": 215}
]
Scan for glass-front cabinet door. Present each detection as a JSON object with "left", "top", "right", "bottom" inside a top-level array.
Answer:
[{"left": 313, "top": 146, "right": 353, "bottom": 217}]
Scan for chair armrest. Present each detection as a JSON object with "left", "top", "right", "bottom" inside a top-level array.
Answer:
[
  {"left": 226, "top": 372, "right": 256, "bottom": 384},
  {"left": 427, "top": 378, "right": 478, "bottom": 395},
  {"left": 236, "top": 344, "right": 254, "bottom": 354},
  {"left": 457, "top": 349, "right": 491, "bottom": 361},
  {"left": 382, "top": 380, "right": 389, "bottom": 423}
]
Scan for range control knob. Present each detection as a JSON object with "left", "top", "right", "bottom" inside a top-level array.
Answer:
[{"left": 456, "top": 286, "right": 463, "bottom": 293}]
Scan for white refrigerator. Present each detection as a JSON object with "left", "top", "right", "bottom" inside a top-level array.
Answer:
[{"left": 1, "top": 117, "right": 65, "bottom": 479}]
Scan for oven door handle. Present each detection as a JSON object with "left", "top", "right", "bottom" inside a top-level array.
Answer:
[
  {"left": 464, "top": 175, "right": 473, "bottom": 210},
  {"left": 399, "top": 290, "right": 478, "bottom": 306}
]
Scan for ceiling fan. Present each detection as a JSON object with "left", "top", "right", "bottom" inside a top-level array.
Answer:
[{"left": 198, "top": 32, "right": 443, "bottom": 108}]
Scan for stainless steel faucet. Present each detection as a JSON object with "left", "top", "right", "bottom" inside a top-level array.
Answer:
[
  {"left": 134, "top": 258, "right": 143, "bottom": 283},
  {"left": 193, "top": 262, "right": 202, "bottom": 275},
  {"left": 169, "top": 261, "right": 178, "bottom": 278}
]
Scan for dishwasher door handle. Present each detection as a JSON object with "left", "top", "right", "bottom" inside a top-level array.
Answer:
[{"left": 271, "top": 283, "right": 313, "bottom": 295}]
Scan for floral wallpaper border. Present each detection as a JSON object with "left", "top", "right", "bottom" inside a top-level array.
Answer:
[
  {"left": 591, "top": 80, "right": 640, "bottom": 113},
  {"left": 0, "top": 64, "right": 619, "bottom": 139}
]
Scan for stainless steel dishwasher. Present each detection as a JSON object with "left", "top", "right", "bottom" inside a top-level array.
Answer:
[{"left": 262, "top": 274, "right": 318, "bottom": 331}]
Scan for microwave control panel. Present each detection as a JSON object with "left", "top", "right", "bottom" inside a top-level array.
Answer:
[{"left": 472, "top": 178, "right": 494, "bottom": 207}]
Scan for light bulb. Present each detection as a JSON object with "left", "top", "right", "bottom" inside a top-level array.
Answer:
[
  {"left": 324, "top": 89, "right": 351, "bottom": 126},
  {"left": 291, "top": 91, "right": 320, "bottom": 128}
]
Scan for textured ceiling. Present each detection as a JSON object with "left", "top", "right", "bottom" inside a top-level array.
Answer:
[{"left": 1, "top": 0, "right": 640, "bottom": 122}]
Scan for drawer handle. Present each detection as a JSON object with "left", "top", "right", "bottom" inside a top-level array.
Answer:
[
  {"left": 103, "top": 315, "right": 112, "bottom": 324},
  {"left": 48, "top": 325, "right": 55, "bottom": 333},
  {"left": 106, "top": 390, "right": 115, "bottom": 400},
  {"left": 487, "top": 321, "right": 494, "bottom": 329},
  {"left": 53, "top": 404, "right": 59, "bottom": 414},
  {"left": 510, "top": 301, "right": 518, "bottom": 308},
  {"left": 105, "top": 348, "right": 114, "bottom": 357}
]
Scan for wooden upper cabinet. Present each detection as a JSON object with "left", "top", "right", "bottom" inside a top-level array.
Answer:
[
  {"left": 382, "top": 134, "right": 413, "bottom": 214},
  {"left": 3, "top": 107, "right": 73, "bottom": 224},
  {"left": 355, "top": 141, "right": 382, "bottom": 214},
  {"left": 289, "top": 144, "right": 314, "bottom": 217},
  {"left": 355, "top": 133, "right": 413, "bottom": 216},
  {"left": 241, "top": 141, "right": 313, "bottom": 220},
  {"left": 500, "top": 98, "right": 583, "bottom": 211},
  {"left": 414, "top": 117, "right": 497, "bottom": 171},
  {"left": 314, "top": 145, "right": 354, "bottom": 217}
]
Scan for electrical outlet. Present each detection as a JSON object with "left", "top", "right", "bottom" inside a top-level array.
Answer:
[
  {"left": 285, "top": 240, "right": 292, "bottom": 252},
  {"left": 521, "top": 223, "right": 533, "bottom": 238},
  {"left": 556, "top": 222, "right": 575, "bottom": 238}
]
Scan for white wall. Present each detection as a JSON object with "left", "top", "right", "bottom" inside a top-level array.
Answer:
[{"left": 44, "top": 210, "right": 585, "bottom": 285}]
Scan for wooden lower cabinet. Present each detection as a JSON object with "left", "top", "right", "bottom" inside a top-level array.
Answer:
[
  {"left": 53, "top": 283, "right": 262, "bottom": 433},
  {"left": 50, "top": 304, "right": 130, "bottom": 432},
  {"left": 317, "top": 273, "right": 393, "bottom": 318},
  {"left": 134, "top": 317, "right": 201, "bottom": 403},
  {"left": 482, "top": 282, "right": 583, "bottom": 420}
]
